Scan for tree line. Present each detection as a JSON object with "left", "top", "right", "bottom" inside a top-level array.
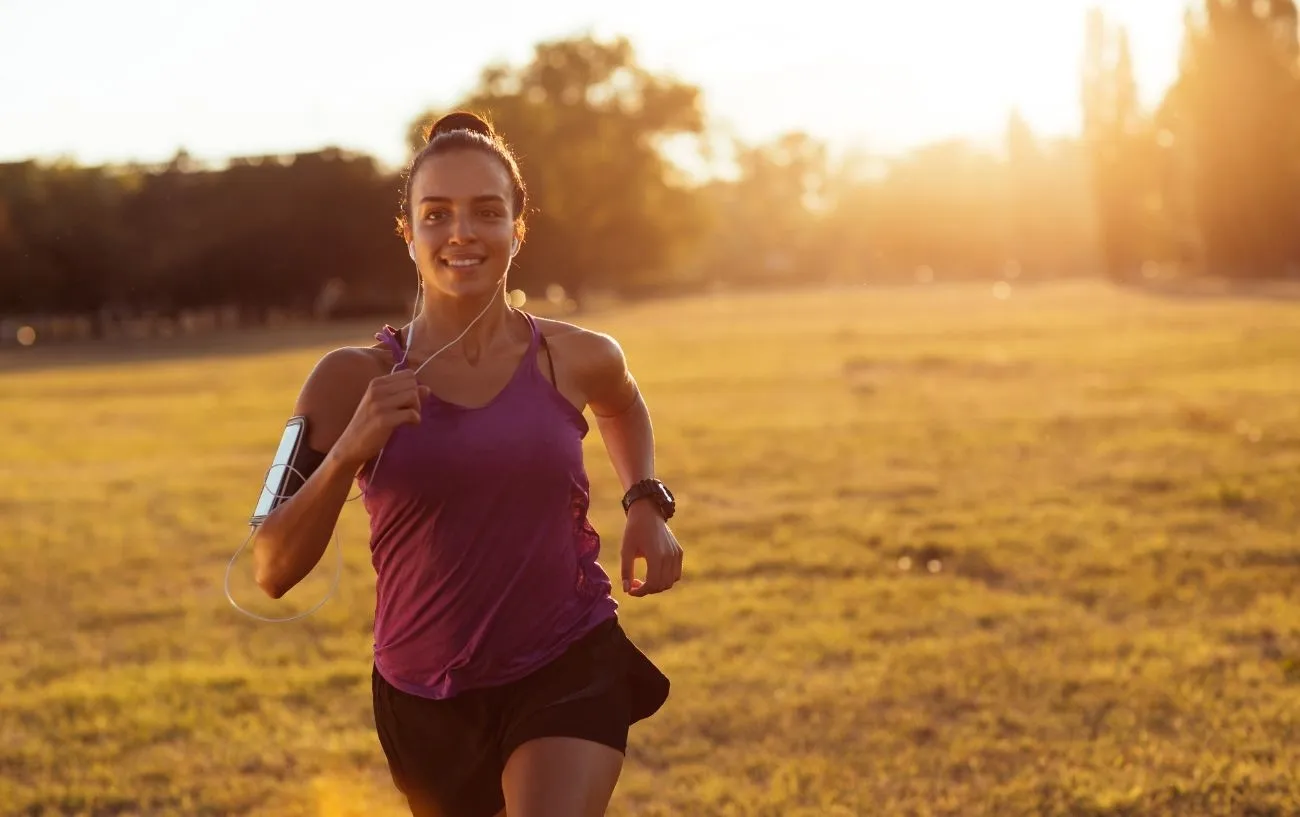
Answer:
[
  {"left": 1083, "top": 0, "right": 1300, "bottom": 280},
  {"left": 2, "top": 2, "right": 1297, "bottom": 343}
]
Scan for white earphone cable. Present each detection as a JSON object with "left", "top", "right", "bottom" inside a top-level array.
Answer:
[
  {"left": 223, "top": 463, "right": 343, "bottom": 623},
  {"left": 347, "top": 272, "right": 506, "bottom": 503},
  {"left": 228, "top": 250, "right": 512, "bottom": 622}
]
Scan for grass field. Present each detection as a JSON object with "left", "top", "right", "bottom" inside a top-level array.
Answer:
[{"left": 1, "top": 281, "right": 1298, "bottom": 816}]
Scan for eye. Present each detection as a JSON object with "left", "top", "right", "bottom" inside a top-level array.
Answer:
[
  {"left": 479, "top": 208, "right": 504, "bottom": 219},
  {"left": 424, "top": 209, "right": 448, "bottom": 221}
]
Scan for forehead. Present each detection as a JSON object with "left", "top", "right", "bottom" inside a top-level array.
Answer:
[{"left": 410, "top": 149, "right": 512, "bottom": 203}]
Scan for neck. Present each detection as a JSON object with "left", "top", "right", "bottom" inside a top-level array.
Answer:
[{"left": 409, "top": 281, "right": 512, "bottom": 361}]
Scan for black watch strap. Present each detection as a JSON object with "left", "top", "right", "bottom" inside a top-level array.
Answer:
[{"left": 621, "top": 478, "right": 675, "bottom": 520}]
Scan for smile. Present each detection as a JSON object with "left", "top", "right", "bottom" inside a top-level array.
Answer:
[{"left": 441, "top": 257, "right": 485, "bottom": 269}]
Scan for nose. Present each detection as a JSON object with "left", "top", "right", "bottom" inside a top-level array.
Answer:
[{"left": 447, "top": 209, "right": 475, "bottom": 244}]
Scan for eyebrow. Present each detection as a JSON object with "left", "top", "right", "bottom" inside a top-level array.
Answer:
[{"left": 417, "top": 194, "right": 507, "bottom": 205}]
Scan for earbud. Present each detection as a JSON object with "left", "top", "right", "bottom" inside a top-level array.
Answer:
[{"left": 408, "top": 242, "right": 416, "bottom": 262}]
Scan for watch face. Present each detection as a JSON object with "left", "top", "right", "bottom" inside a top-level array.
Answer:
[{"left": 624, "top": 480, "right": 674, "bottom": 514}]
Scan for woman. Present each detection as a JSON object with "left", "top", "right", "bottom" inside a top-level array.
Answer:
[{"left": 251, "top": 111, "right": 683, "bottom": 817}]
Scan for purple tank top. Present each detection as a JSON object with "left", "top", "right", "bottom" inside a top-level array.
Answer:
[{"left": 359, "top": 310, "right": 618, "bottom": 699}]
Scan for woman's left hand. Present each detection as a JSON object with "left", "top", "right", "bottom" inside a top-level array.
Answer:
[{"left": 619, "top": 502, "right": 684, "bottom": 597}]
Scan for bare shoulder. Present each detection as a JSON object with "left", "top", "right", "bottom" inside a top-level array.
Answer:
[
  {"left": 533, "top": 316, "right": 627, "bottom": 377},
  {"left": 532, "top": 315, "right": 633, "bottom": 413},
  {"left": 292, "top": 344, "right": 389, "bottom": 451}
]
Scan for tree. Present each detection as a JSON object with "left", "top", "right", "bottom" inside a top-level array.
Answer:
[
  {"left": 1082, "top": 9, "right": 1163, "bottom": 281},
  {"left": 0, "top": 161, "right": 132, "bottom": 329},
  {"left": 1005, "top": 110, "right": 1101, "bottom": 278},
  {"left": 1161, "top": 0, "right": 1300, "bottom": 278},
  {"left": 695, "top": 131, "right": 832, "bottom": 286}
]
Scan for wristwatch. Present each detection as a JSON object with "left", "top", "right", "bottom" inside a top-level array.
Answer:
[{"left": 621, "top": 478, "right": 676, "bottom": 520}]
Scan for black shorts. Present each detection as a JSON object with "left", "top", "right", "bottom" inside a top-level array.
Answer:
[{"left": 371, "top": 616, "right": 670, "bottom": 817}]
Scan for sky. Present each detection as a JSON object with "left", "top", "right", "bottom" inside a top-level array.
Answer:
[{"left": 0, "top": 0, "right": 1191, "bottom": 170}]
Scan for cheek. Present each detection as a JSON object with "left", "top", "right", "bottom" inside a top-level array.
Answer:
[
  {"left": 412, "top": 220, "right": 444, "bottom": 241},
  {"left": 491, "top": 225, "right": 517, "bottom": 251},
  {"left": 473, "top": 220, "right": 516, "bottom": 255}
]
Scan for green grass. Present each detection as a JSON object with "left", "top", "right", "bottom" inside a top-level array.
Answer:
[{"left": 2, "top": 281, "right": 1298, "bottom": 816}]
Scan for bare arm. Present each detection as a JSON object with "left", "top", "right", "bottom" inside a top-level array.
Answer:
[
  {"left": 582, "top": 335, "right": 654, "bottom": 493},
  {"left": 251, "top": 346, "right": 431, "bottom": 600},
  {"left": 251, "top": 348, "right": 373, "bottom": 598},
  {"left": 576, "top": 331, "right": 682, "bottom": 596}
]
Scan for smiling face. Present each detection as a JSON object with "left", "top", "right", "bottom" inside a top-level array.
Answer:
[{"left": 405, "top": 149, "right": 519, "bottom": 301}]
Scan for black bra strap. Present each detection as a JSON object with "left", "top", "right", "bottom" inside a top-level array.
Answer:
[{"left": 538, "top": 333, "right": 557, "bottom": 385}]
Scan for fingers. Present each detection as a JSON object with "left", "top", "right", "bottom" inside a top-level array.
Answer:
[
  {"left": 620, "top": 544, "right": 636, "bottom": 594},
  {"left": 628, "top": 543, "right": 684, "bottom": 597},
  {"left": 650, "top": 551, "right": 675, "bottom": 593},
  {"left": 370, "top": 369, "right": 419, "bottom": 393},
  {"left": 390, "top": 407, "right": 422, "bottom": 426},
  {"left": 371, "top": 373, "right": 431, "bottom": 408},
  {"left": 370, "top": 372, "right": 421, "bottom": 404},
  {"left": 628, "top": 577, "right": 658, "bottom": 597},
  {"left": 369, "top": 371, "right": 427, "bottom": 419},
  {"left": 662, "top": 530, "right": 684, "bottom": 586}
]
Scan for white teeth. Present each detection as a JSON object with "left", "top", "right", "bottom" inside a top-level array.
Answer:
[{"left": 444, "top": 258, "right": 482, "bottom": 268}]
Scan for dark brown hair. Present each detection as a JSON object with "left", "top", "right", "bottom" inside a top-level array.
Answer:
[{"left": 396, "top": 111, "right": 528, "bottom": 240}]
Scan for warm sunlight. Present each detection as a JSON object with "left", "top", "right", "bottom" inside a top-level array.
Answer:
[
  {"left": 8, "top": 1, "right": 1300, "bottom": 815},
  {"left": 616, "top": 0, "right": 1188, "bottom": 155},
  {"left": 0, "top": 0, "right": 1188, "bottom": 167}
]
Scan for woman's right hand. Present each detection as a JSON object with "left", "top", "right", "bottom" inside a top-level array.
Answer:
[{"left": 331, "top": 369, "right": 430, "bottom": 470}]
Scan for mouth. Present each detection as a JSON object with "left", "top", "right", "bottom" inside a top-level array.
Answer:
[{"left": 440, "top": 255, "right": 486, "bottom": 271}]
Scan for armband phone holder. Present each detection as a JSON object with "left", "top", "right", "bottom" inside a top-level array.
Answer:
[
  {"left": 249, "top": 415, "right": 307, "bottom": 526},
  {"left": 226, "top": 415, "right": 342, "bottom": 624}
]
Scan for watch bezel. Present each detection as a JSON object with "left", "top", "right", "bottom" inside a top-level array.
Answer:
[{"left": 622, "top": 478, "right": 675, "bottom": 518}]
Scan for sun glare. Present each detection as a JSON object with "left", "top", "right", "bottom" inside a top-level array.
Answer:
[{"left": 0, "top": 0, "right": 1189, "bottom": 167}]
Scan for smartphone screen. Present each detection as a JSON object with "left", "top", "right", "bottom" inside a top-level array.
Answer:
[{"left": 251, "top": 416, "right": 306, "bottom": 524}]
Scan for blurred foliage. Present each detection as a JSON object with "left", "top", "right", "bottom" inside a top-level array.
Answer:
[
  {"left": 4, "top": 11, "right": 1300, "bottom": 339},
  {"left": 1084, "top": 0, "right": 1300, "bottom": 280}
]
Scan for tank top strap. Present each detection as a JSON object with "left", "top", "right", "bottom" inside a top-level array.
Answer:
[
  {"left": 377, "top": 313, "right": 539, "bottom": 373},
  {"left": 517, "top": 309, "right": 541, "bottom": 353},
  {"left": 374, "top": 324, "right": 407, "bottom": 369},
  {"left": 516, "top": 309, "right": 553, "bottom": 380}
]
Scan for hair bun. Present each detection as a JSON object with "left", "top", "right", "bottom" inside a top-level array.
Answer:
[{"left": 429, "top": 111, "right": 494, "bottom": 140}]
